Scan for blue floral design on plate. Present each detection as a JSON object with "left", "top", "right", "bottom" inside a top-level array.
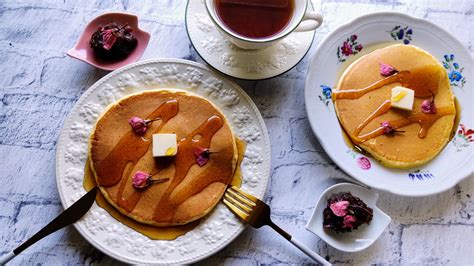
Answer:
[
  {"left": 442, "top": 54, "right": 466, "bottom": 88},
  {"left": 389, "top": 25, "right": 413, "bottom": 44},
  {"left": 318, "top": 85, "right": 332, "bottom": 106},
  {"left": 408, "top": 169, "right": 435, "bottom": 181}
]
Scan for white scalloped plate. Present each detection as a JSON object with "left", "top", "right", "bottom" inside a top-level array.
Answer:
[
  {"left": 305, "top": 12, "right": 473, "bottom": 196},
  {"left": 55, "top": 59, "right": 271, "bottom": 264}
]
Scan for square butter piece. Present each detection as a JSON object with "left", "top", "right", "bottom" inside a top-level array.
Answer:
[
  {"left": 391, "top": 86, "right": 414, "bottom": 111},
  {"left": 152, "top": 133, "right": 177, "bottom": 157}
]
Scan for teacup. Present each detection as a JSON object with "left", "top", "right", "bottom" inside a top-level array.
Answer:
[{"left": 205, "top": 0, "right": 323, "bottom": 50}]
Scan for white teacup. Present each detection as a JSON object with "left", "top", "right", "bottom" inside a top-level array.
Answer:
[{"left": 205, "top": 0, "right": 323, "bottom": 50}]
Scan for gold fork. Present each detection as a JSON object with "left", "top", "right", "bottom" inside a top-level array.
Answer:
[{"left": 223, "top": 186, "right": 331, "bottom": 265}]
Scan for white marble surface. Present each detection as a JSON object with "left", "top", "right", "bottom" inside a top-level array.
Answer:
[{"left": 0, "top": 0, "right": 472, "bottom": 265}]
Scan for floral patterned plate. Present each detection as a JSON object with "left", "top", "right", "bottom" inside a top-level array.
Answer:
[
  {"left": 55, "top": 59, "right": 271, "bottom": 264},
  {"left": 305, "top": 12, "right": 473, "bottom": 196}
]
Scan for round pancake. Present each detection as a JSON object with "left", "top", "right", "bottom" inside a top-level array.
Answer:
[
  {"left": 334, "top": 44, "right": 456, "bottom": 168},
  {"left": 89, "top": 89, "right": 238, "bottom": 226}
]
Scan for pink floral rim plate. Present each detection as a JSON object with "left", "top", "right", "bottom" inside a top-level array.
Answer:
[
  {"left": 304, "top": 12, "right": 473, "bottom": 196},
  {"left": 67, "top": 12, "right": 150, "bottom": 71}
]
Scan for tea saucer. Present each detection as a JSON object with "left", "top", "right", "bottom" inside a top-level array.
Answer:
[{"left": 185, "top": 1, "right": 316, "bottom": 80}]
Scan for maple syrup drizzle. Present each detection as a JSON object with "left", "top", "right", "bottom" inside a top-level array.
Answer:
[
  {"left": 83, "top": 139, "right": 246, "bottom": 240},
  {"left": 333, "top": 65, "right": 455, "bottom": 143},
  {"left": 88, "top": 95, "right": 245, "bottom": 239},
  {"left": 333, "top": 65, "right": 442, "bottom": 100},
  {"left": 152, "top": 115, "right": 235, "bottom": 222},
  {"left": 95, "top": 100, "right": 179, "bottom": 187},
  {"left": 83, "top": 159, "right": 199, "bottom": 240},
  {"left": 99, "top": 110, "right": 233, "bottom": 223},
  {"left": 355, "top": 106, "right": 456, "bottom": 143},
  {"left": 352, "top": 100, "right": 392, "bottom": 143}
]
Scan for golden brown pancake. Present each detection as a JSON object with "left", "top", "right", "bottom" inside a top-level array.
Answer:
[
  {"left": 334, "top": 44, "right": 456, "bottom": 168},
  {"left": 89, "top": 89, "right": 238, "bottom": 226}
]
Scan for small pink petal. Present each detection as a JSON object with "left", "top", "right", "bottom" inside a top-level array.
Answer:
[
  {"left": 132, "top": 171, "right": 151, "bottom": 189},
  {"left": 329, "top": 200, "right": 350, "bottom": 217},
  {"left": 101, "top": 29, "right": 117, "bottom": 50},
  {"left": 421, "top": 99, "right": 437, "bottom": 114},
  {"left": 380, "top": 62, "right": 397, "bottom": 76},
  {"left": 196, "top": 156, "right": 209, "bottom": 167},
  {"left": 381, "top": 121, "right": 395, "bottom": 135},
  {"left": 343, "top": 215, "right": 357, "bottom": 228},
  {"left": 194, "top": 147, "right": 211, "bottom": 166},
  {"left": 128, "top": 116, "right": 148, "bottom": 135}
]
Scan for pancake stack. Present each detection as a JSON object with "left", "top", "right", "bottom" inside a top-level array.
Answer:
[
  {"left": 89, "top": 89, "right": 238, "bottom": 226},
  {"left": 334, "top": 44, "right": 456, "bottom": 168}
]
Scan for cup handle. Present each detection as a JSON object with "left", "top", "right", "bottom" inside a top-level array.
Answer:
[{"left": 295, "top": 11, "right": 323, "bottom": 32}]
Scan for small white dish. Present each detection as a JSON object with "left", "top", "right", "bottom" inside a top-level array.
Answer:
[
  {"left": 185, "top": 0, "right": 316, "bottom": 80},
  {"left": 306, "top": 183, "right": 391, "bottom": 252}
]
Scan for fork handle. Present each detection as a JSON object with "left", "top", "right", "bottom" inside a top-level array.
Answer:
[
  {"left": 0, "top": 251, "right": 15, "bottom": 265},
  {"left": 269, "top": 222, "right": 331, "bottom": 266},
  {"left": 290, "top": 237, "right": 331, "bottom": 266}
]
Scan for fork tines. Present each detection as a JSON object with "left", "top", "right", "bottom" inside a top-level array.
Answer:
[
  {"left": 222, "top": 186, "right": 331, "bottom": 265},
  {"left": 223, "top": 186, "right": 257, "bottom": 221}
]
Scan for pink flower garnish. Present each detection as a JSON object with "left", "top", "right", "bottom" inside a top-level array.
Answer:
[
  {"left": 196, "top": 156, "right": 209, "bottom": 167},
  {"left": 380, "top": 121, "right": 405, "bottom": 136},
  {"left": 343, "top": 215, "right": 357, "bottom": 228},
  {"left": 421, "top": 99, "right": 437, "bottom": 114},
  {"left": 193, "top": 147, "right": 211, "bottom": 167},
  {"left": 132, "top": 171, "right": 169, "bottom": 189},
  {"left": 329, "top": 200, "right": 350, "bottom": 217},
  {"left": 421, "top": 92, "right": 437, "bottom": 114},
  {"left": 128, "top": 117, "right": 161, "bottom": 135},
  {"left": 132, "top": 171, "right": 151, "bottom": 189},
  {"left": 128, "top": 117, "right": 148, "bottom": 135},
  {"left": 381, "top": 121, "right": 394, "bottom": 134},
  {"left": 379, "top": 62, "right": 398, "bottom": 76},
  {"left": 101, "top": 29, "right": 117, "bottom": 50}
]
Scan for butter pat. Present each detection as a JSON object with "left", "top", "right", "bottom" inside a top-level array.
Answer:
[
  {"left": 391, "top": 86, "right": 414, "bottom": 111},
  {"left": 152, "top": 134, "right": 177, "bottom": 157}
]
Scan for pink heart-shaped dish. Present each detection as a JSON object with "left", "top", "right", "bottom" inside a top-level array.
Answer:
[{"left": 67, "top": 12, "right": 150, "bottom": 71}]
